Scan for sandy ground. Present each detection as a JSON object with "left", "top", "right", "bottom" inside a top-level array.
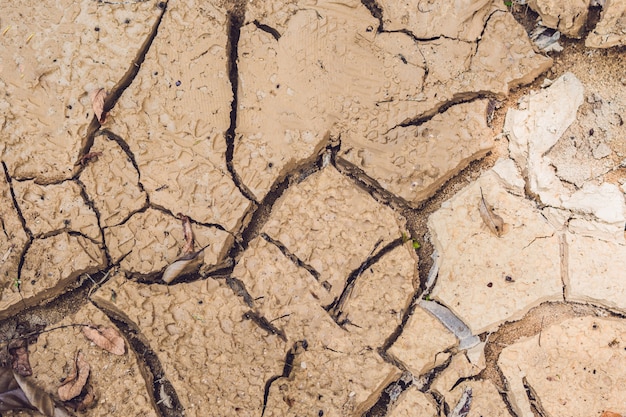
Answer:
[{"left": 1, "top": 0, "right": 625, "bottom": 416}]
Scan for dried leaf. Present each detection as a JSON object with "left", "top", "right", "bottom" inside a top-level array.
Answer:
[
  {"left": 178, "top": 213, "right": 194, "bottom": 254},
  {"left": 0, "top": 367, "right": 72, "bottom": 416},
  {"left": 161, "top": 245, "right": 208, "bottom": 284},
  {"left": 8, "top": 338, "right": 32, "bottom": 376},
  {"left": 478, "top": 188, "right": 505, "bottom": 237},
  {"left": 89, "top": 88, "right": 107, "bottom": 123},
  {"left": 82, "top": 326, "right": 125, "bottom": 356},
  {"left": 58, "top": 351, "right": 90, "bottom": 401}
]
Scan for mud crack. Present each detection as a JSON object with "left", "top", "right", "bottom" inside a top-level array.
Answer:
[
  {"left": 360, "top": 0, "right": 384, "bottom": 32},
  {"left": 326, "top": 237, "right": 403, "bottom": 326},
  {"left": 93, "top": 301, "right": 185, "bottom": 417},
  {"left": 261, "top": 340, "right": 308, "bottom": 417},
  {"left": 225, "top": 10, "right": 259, "bottom": 203},
  {"left": 78, "top": 0, "right": 170, "bottom": 162}
]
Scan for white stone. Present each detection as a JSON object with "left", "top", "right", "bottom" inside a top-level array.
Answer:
[
  {"left": 566, "top": 233, "right": 626, "bottom": 312},
  {"left": 491, "top": 158, "right": 526, "bottom": 194},
  {"left": 562, "top": 182, "right": 626, "bottom": 225},
  {"left": 505, "top": 72, "right": 585, "bottom": 206},
  {"left": 428, "top": 171, "right": 563, "bottom": 333}
]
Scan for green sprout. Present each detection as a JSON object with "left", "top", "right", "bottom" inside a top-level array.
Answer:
[
  {"left": 504, "top": 0, "right": 513, "bottom": 7},
  {"left": 412, "top": 239, "right": 421, "bottom": 249},
  {"left": 401, "top": 232, "right": 409, "bottom": 243}
]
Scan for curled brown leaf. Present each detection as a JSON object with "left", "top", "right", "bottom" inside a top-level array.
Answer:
[
  {"left": 89, "top": 88, "right": 107, "bottom": 123},
  {"left": 58, "top": 351, "right": 90, "bottom": 402},
  {"left": 82, "top": 326, "right": 125, "bottom": 356}
]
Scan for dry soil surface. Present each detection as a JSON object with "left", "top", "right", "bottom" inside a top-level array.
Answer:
[{"left": 1, "top": 0, "right": 625, "bottom": 417}]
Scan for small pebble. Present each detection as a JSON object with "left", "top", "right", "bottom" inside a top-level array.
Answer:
[{"left": 175, "top": 80, "right": 181, "bottom": 87}]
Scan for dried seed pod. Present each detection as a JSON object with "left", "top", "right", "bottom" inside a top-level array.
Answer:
[
  {"left": 89, "top": 88, "right": 107, "bottom": 123},
  {"left": 478, "top": 188, "right": 505, "bottom": 237},
  {"left": 161, "top": 245, "right": 208, "bottom": 284}
]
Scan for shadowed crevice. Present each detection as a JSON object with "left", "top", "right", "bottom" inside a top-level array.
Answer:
[
  {"left": 98, "top": 310, "right": 184, "bottom": 417},
  {"left": 363, "top": 372, "right": 413, "bottom": 417},
  {"left": 395, "top": 93, "right": 497, "bottom": 129},
  {"left": 360, "top": 0, "right": 384, "bottom": 32},
  {"left": 523, "top": 377, "right": 549, "bottom": 417},
  {"left": 325, "top": 237, "right": 403, "bottom": 326},
  {"left": 229, "top": 143, "right": 332, "bottom": 262},
  {"left": 225, "top": 12, "right": 259, "bottom": 204},
  {"left": 253, "top": 20, "right": 281, "bottom": 40},
  {"left": 334, "top": 156, "right": 415, "bottom": 211},
  {"left": 225, "top": 276, "right": 255, "bottom": 307},
  {"left": 243, "top": 310, "right": 287, "bottom": 342},
  {"left": 261, "top": 340, "right": 308, "bottom": 417},
  {"left": 2, "top": 161, "right": 34, "bottom": 311},
  {"left": 93, "top": 130, "right": 148, "bottom": 195},
  {"left": 74, "top": 178, "right": 113, "bottom": 266},
  {"left": 2, "top": 161, "right": 33, "bottom": 239},
  {"left": 261, "top": 232, "right": 321, "bottom": 281}
]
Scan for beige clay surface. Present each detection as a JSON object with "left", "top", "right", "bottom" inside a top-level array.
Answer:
[{"left": 0, "top": 0, "right": 625, "bottom": 416}]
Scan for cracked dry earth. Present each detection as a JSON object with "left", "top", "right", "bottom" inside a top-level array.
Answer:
[{"left": 1, "top": 0, "right": 626, "bottom": 416}]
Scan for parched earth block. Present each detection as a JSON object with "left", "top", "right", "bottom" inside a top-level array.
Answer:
[
  {"left": 235, "top": 236, "right": 412, "bottom": 415},
  {"left": 109, "top": 1, "right": 250, "bottom": 231},
  {"left": 104, "top": 208, "right": 232, "bottom": 278},
  {"left": 428, "top": 170, "right": 563, "bottom": 334},
  {"left": 236, "top": 1, "right": 427, "bottom": 200},
  {"left": 0, "top": 232, "right": 105, "bottom": 320},
  {"left": 79, "top": 134, "right": 147, "bottom": 228},
  {"left": 92, "top": 272, "right": 286, "bottom": 417},
  {"left": 339, "top": 100, "right": 494, "bottom": 205},
  {"left": 13, "top": 180, "right": 100, "bottom": 240},
  {"left": 263, "top": 166, "right": 407, "bottom": 302},
  {"left": 0, "top": 171, "right": 28, "bottom": 316},
  {"left": 378, "top": 0, "right": 495, "bottom": 41},
  {"left": 18, "top": 304, "right": 158, "bottom": 417},
  {"left": 499, "top": 316, "right": 626, "bottom": 417},
  {"left": 0, "top": 0, "right": 162, "bottom": 182},
  {"left": 388, "top": 306, "right": 457, "bottom": 376}
]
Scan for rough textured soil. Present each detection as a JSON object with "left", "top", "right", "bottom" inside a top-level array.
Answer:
[{"left": 1, "top": 0, "right": 625, "bottom": 416}]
